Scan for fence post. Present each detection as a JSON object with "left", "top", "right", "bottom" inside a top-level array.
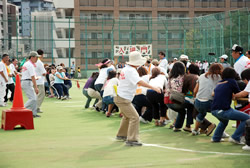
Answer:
[
  {"left": 69, "top": 18, "right": 71, "bottom": 68},
  {"left": 51, "top": 16, "right": 54, "bottom": 64}
]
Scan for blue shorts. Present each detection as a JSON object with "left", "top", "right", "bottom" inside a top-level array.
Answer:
[{"left": 103, "top": 96, "right": 114, "bottom": 105}]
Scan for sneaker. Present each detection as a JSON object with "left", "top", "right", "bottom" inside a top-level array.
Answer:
[
  {"left": 139, "top": 116, "right": 149, "bottom": 124},
  {"left": 61, "top": 96, "right": 67, "bottom": 100},
  {"left": 159, "top": 121, "right": 167, "bottom": 127},
  {"left": 242, "top": 145, "right": 250, "bottom": 151},
  {"left": 173, "top": 127, "right": 182, "bottom": 132},
  {"left": 183, "top": 127, "right": 192, "bottom": 133},
  {"left": 37, "top": 109, "right": 43, "bottom": 113},
  {"left": 232, "top": 123, "right": 236, "bottom": 128},
  {"left": 164, "top": 119, "right": 172, "bottom": 125},
  {"left": 206, "top": 123, "right": 216, "bottom": 136},
  {"left": 33, "top": 114, "right": 41, "bottom": 118},
  {"left": 95, "top": 107, "right": 100, "bottom": 112},
  {"left": 0, "top": 104, "right": 6, "bottom": 107},
  {"left": 192, "top": 130, "right": 200, "bottom": 136},
  {"left": 240, "top": 136, "right": 246, "bottom": 144},
  {"left": 106, "top": 112, "right": 111, "bottom": 117},
  {"left": 116, "top": 136, "right": 127, "bottom": 141},
  {"left": 222, "top": 132, "right": 230, "bottom": 138},
  {"left": 228, "top": 137, "right": 245, "bottom": 145},
  {"left": 169, "top": 124, "right": 175, "bottom": 129},
  {"left": 211, "top": 138, "right": 225, "bottom": 143},
  {"left": 125, "top": 141, "right": 143, "bottom": 146},
  {"left": 48, "top": 95, "right": 54, "bottom": 98}
]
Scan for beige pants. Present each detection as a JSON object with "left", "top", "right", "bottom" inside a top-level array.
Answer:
[
  {"left": 114, "top": 95, "right": 139, "bottom": 142},
  {"left": 37, "top": 84, "right": 45, "bottom": 110},
  {"left": 87, "top": 88, "right": 102, "bottom": 108}
]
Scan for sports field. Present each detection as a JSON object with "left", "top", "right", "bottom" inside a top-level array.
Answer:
[{"left": 0, "top": 83, "right": 250, "bottom": 168}]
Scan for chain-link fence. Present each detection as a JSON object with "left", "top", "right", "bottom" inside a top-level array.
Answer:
[{"left": 0, "top": 8, "right": 249, "bottom": 70}]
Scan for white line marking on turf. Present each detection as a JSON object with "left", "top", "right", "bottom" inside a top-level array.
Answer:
[
  {"left": 54, "top": 101, "right": 83, "bottom": 104},
  {"left": 110, "top": 137, "right": 250, "bottom": 156},
  {"left": 62, "top": 105, "right": 85, "bottom": 107},
  {"left": 140, "top": 128, "right": 159, "bottom": 133},
  {"left": 143, "top": 143, "right": 250, "bottom": 156}
]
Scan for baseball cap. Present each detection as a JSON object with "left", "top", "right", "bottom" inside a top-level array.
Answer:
[
  {"left": 220, "top": 54, "right": 228, "bottom": 59},
  {"left": 231, "top": 44, "right": 243, "bottom": 54},
  {"left": 29, "top": 51, "right": 40, "bottom": 57}
]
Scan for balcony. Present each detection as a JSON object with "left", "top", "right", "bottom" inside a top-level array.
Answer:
[{"left": 55, "top": 39, "right": 75, "bottom": 48}]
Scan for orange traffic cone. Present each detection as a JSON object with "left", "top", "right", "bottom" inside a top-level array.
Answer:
[
  {"left": 1, "top": 74, "right": 34, "bottom": 130},
  {"left": 76, "top": 80, "right": 80, "bottom": 89},
  {"left": 12, "top": 74, "right": 25, "bottom": 110}
]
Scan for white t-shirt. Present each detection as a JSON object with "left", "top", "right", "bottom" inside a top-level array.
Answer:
[
  {"left": 0, "top": 61, "right": 8, "bottom": 83},
  {"left": 244, "top": 81, "right": 250, "bottom": 103},
  {"left": 21, "top": 60, "right": 36, "bottom": 80},
  {"left": 149, "top": 74, "right": 167, "bottom": 90},
  {"left": 234, "top": 55, "right": 250, "bottom": 76},
  {"left": 135, "top": 74, "right": 150, "bottom": 96},
  {"left": 159, "top": 58, "right": 168, "bottom": 71},
  {"left": 35, "top": 59, "right": 46, "bottom": 85},
  {"left": 103, "top": 78, "right": 119, "bottom": 97},
  {"left": 7, "top": 65, "right": 14, "bottom": 84},
  {"left": 95, "top": 66, "right": 115, "bottom": 85},
  {"left": 10, "top": 63, "right": 17, "bottom": 73},
  {"left": 117, "top": 65, "right": 142, "bottom": 101}
]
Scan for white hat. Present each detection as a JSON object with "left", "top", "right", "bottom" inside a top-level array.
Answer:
[
  {"left": 220, "top": 54, "right": 228, "bottom": 59},
  {"left": 57, "top": 66, "right": 63, "bottom": 70},
  {"left": 173, "top": 57, "right": 178, "bottom": 60},
  {"left": 180, "top": 54, "right": 189, "bottom": 60},
  {"left": 126, "top": 51, "right": 146, "bottom": 66}
]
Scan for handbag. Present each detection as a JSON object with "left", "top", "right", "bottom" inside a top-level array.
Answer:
[
  {"left": 167, "top": 78, "right": 185, "bottom": 104},
  {"left": 169, "top": 90, "right": 185, "bottom": 104}
]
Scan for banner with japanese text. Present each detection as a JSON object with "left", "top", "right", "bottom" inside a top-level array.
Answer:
[{"left": 114, "top": 44, "right": 152, "bottom": 56}]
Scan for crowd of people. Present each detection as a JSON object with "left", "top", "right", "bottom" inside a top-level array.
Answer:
[
  {"left": 0, "top": 49, "right": 74, "bottom": 118},
  {"left": 1, "top": 44, "right": 250, "bottom": 151},
  {"left": 82, "top": 44, "right": 250, "bottom": 150}
]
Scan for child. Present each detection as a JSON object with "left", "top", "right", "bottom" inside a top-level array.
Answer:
[{"left": 211, "top": 67, "right": 249, "bottom": 144}]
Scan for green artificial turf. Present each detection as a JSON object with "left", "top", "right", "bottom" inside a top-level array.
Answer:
[{"left": 0, "top": 82, "right": 250, "bottom": 168}]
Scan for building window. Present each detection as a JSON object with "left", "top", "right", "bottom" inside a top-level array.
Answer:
[
  {"left": 195, "top": 0, "right": 225, "bottom": 8},
  {"left": 79, "top": 0, "right": 114, "bottom": 7},
  {"left": 120, "top": 0, "right": 152, "bottom": 7},
  {"left": 158, "top": 0, "right": 189, "bottom": 8},
  {"left": 231, "top": 0, "right": 249, "bottom": 8}
]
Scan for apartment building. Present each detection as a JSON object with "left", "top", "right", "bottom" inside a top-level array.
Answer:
[{"left": 74, "top": 0, "right": 250, "bottom": 69}]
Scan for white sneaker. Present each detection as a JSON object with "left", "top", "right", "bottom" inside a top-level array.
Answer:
[
  {"left": 0, "top": 103, "right": 6, "bottom": 107},
  {"left": 164, "top": 119, "right": 172, "bottom": 125},
  {"left": 139, "top": 116, "right": 149, "bottom": 124},
  {"left": 192, "top": 130, "right": 200, "bottom": 136},
  {"left": 228, "top": 137, "right": 245, "bottom": 145},
  {"left": 242, "top": 145, "right": 250, "bottom": 151},
  {"left": 232, "top": 123, "right": 236, "bottom": 128},
  {"left": 222, "top": 132, "right": 230, "bottom": 138},
  {"left": 240, "top": 136, "right": 246, "bottom": 144}
]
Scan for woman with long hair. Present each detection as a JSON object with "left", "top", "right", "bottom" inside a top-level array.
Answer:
[
  {"left": 192, "top": 63, "right": 223, "bottom": 135},
  {"left": 165, "top": 61, "right": 193, "bottom": 132}
]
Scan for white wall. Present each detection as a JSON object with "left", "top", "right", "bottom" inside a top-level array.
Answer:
[{"left": 53, "top": 0, "right": 74, "bottom": 9}]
